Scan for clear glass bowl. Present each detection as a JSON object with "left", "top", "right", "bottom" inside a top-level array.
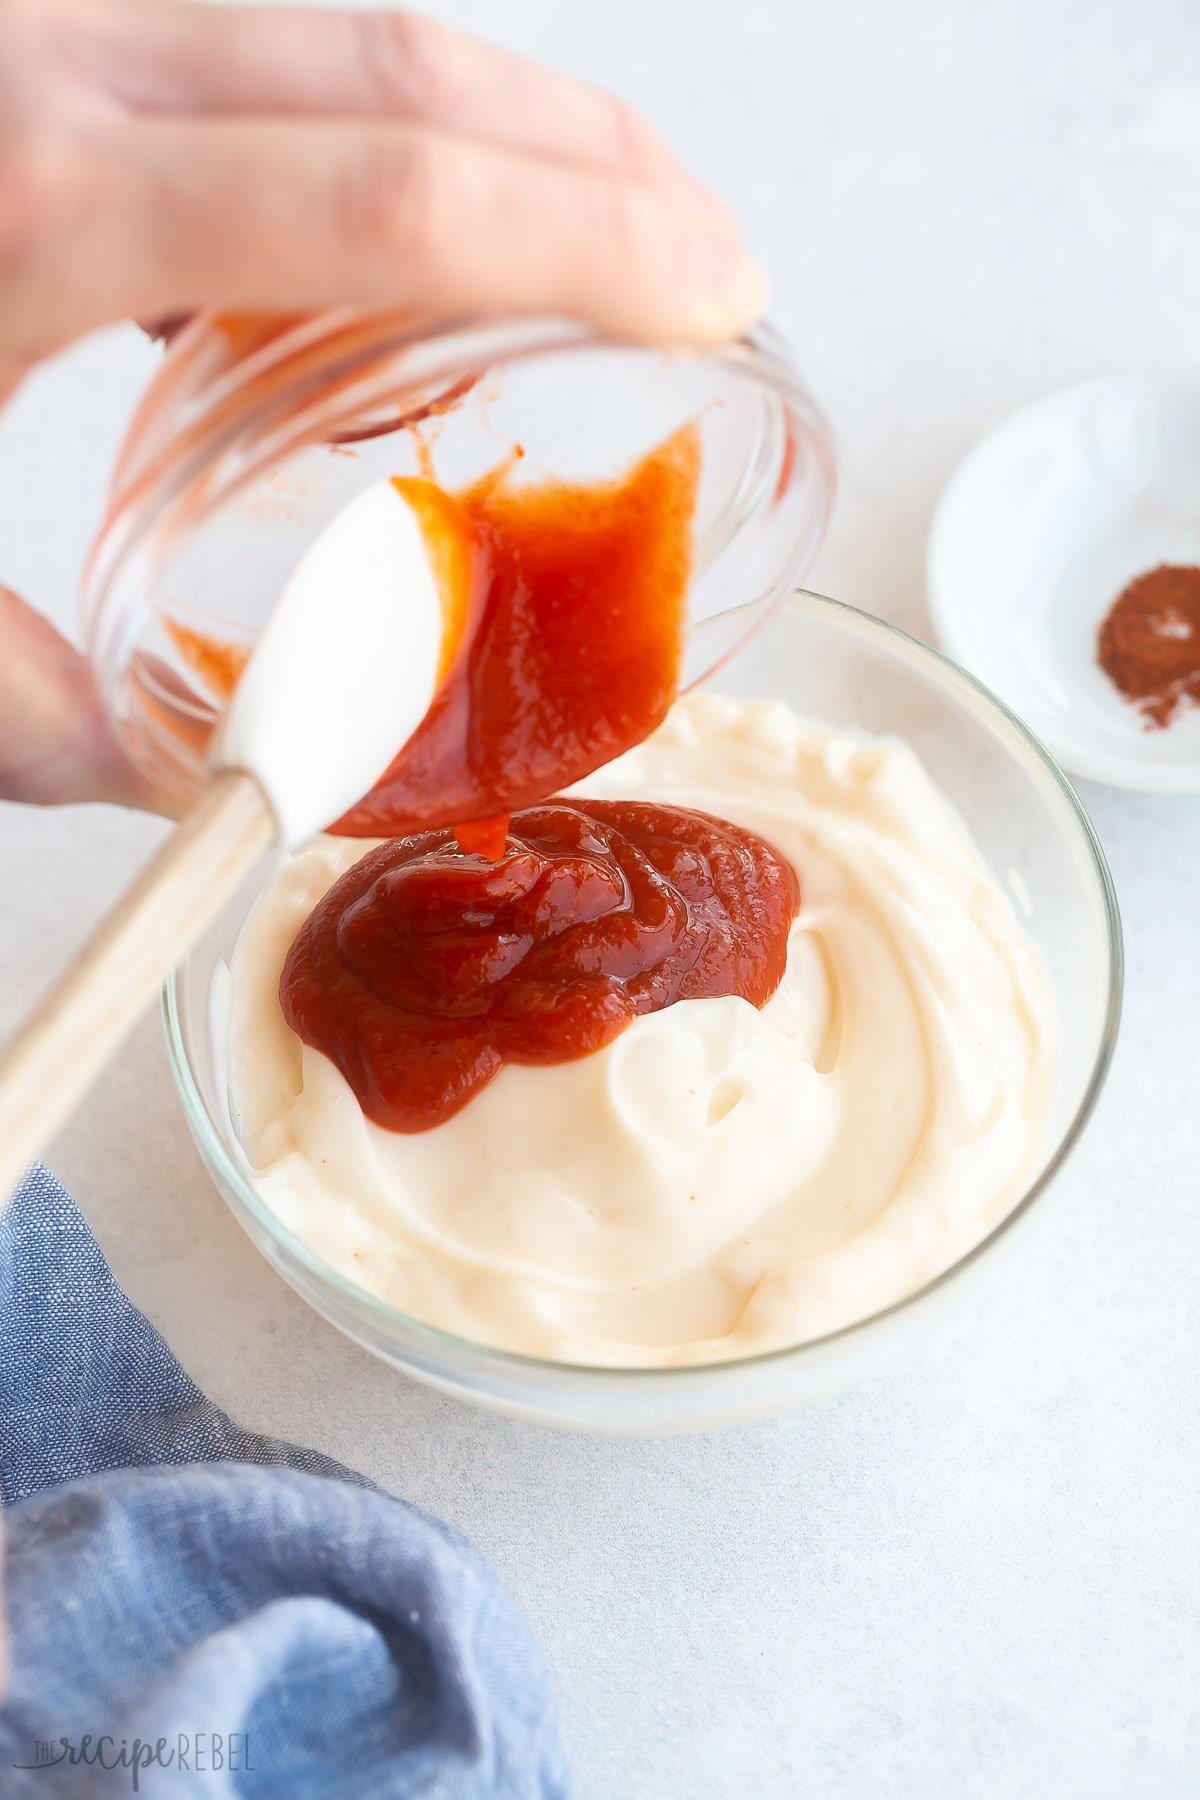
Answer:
[
  {"left": 164, "top": 594, "right": 1122, "bottom": 1434},
  {"left": 82, "top": 310, "right": 834, "bottom": 805}
]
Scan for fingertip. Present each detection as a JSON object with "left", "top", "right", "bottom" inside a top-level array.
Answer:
[{"left": 684, "top": 238, "right": 770, "bottom": 342}]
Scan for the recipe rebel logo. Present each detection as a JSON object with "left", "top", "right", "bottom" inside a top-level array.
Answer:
[{"left": 13, "top": 1732, "right": 254, "bottom": 1788}]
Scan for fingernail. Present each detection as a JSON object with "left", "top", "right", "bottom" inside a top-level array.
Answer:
[{"left": 692, "top": 238, "right": 770, "bottom": 338}]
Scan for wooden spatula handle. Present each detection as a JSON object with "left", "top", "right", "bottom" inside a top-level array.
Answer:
[{"left": 0, "top": 770, "right": 275, "bottom": 1199}]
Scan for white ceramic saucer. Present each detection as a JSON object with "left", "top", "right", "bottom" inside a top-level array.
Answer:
[{"left": 927, "top": 369, "right": 1200, "bottom": 792}]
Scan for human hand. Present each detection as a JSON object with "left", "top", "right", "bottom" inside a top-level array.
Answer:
[{"left": 0, "top": 0, "right": 766, "bottom": 809}]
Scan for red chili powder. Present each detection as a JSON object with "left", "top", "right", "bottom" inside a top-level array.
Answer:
[{"left": 1097, "top": 563, "right": 1200, "bottom": 728}]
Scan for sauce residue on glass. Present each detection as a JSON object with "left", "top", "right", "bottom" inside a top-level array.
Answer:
[
  {"left": 279, "top": 799, "right": 800, "bottom": 1132},
  {"left": 166, "top": 619, "right": 251, "bottom": 698}
]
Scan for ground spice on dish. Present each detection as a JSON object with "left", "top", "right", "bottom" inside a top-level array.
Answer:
[{"left": 1097, "top": 564, "right": 1200, "bottom": 727}]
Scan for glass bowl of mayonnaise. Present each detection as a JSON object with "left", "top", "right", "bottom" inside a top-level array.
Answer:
[{"left": 163, "top": 590, "right": 1121, "bottom": 1434}]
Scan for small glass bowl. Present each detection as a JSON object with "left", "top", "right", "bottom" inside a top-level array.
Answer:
[
  {"left": 164, "top": 594, "right": 1122, "bottom": 1434},
  {"left": 82, "top": 310, "right": 834, "bottom": 806}
]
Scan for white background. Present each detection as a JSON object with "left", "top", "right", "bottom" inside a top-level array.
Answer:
[{"left": 2, "top": 1, "right": 1199, "bottom": 1794}]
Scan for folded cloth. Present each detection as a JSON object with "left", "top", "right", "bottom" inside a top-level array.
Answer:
[{"left": 0, "top": 1167, "right": 570, "bottom": 1798}]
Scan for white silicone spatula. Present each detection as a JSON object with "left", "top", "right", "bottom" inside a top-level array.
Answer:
[{"left": 0, "top": 480, "right": 444, "bottom": 1196}]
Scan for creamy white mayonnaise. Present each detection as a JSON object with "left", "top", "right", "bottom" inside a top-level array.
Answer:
[{"left": 225, "top": 695, "right": 1056, "bottom": 1366}]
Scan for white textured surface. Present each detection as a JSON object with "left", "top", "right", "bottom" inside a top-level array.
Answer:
[{"left": 1, "top": 1, "right": 1198, "bottom": 1794}]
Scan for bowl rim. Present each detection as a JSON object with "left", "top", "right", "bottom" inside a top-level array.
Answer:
[{"left": 163, "top": 589, "right": 1124, "bottom": 1388}]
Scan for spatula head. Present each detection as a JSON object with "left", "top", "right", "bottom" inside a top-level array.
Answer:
[{"left": 212, "top": 481, "right": 444, "bottom": 848}]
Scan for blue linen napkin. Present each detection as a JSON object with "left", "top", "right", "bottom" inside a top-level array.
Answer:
[{"left": 0, "top": 1166, "right": 571, "bottom": 1797}]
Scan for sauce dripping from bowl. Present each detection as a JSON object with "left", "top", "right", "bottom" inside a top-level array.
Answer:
[
  {"left": 165, "top": 423, "right": 700, "bottom": 846},
  {"left": 333, "top": 423, "right": 700, "bottom": 841}
]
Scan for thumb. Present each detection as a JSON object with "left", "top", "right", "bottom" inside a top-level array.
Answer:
[{"left": 0, "top": 587, "right": 171, "bottom": 813}]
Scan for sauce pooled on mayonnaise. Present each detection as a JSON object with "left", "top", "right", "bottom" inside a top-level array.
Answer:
[{"left": 279, "top": 799, "right": 800, "bottom": 1131}]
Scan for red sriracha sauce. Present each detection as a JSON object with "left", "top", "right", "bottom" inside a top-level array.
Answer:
[
  {"left": 331, "top": 424, "right": 701, "bottom": 845},
  {"left": 279, "top": 799, "right": 801, "bottom": 1132}
]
